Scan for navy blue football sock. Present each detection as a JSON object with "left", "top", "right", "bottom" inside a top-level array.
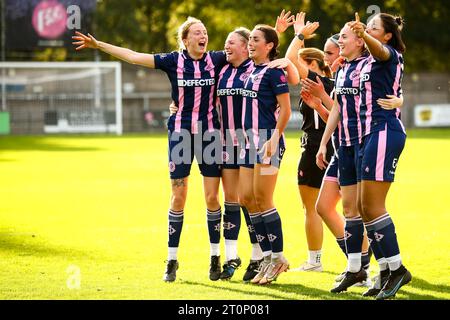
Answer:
[
  {"left": 207, "top": 207, "right": 222, "bottom": 244},
  {"left": 366, "top": 213, "right": 402, "bottom": 271},
  {"left": 345, "top": 216, "right": 364, "bottom": 272},
  {"left": 261, "top": 208, "right": 284, "bottom": 253},
  {"left": 168, "top": 209, "right": 184, "bottom": 248},
  {"left": 336, "top": 237, "right": 348, "bottom": 257},
  {"left": 223, "top": 202, "right": 241, "bottom": 241},
  {"left": 242, "top": 206, "right": 258, "bottom": 244},
  {"left": 249, "top": 212, "right": 272, "bottom": 253}
]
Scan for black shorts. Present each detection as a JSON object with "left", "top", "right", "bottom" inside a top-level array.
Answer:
[{"left": 298, "top": 142, "right": 334, "bottom": 188}]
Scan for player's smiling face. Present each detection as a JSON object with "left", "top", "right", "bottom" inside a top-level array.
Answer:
[
  {"left": 366, "top": 15, "right": 392, "bottom": 44},
  {"left": 338, "top": 24, "right": 364, "bottom": 60},
  {"left": 184, "top": 23, "right": 208, "bottom": 56},
  {"left": 248, "top": 30, "right": 273, "bottom": 64},
  {"left": 224, "top": 32, "right": 248, "bottom": 65}
]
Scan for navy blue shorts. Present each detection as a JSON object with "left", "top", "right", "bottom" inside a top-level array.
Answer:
[
  {"left": 222, "top": 145, "right": 241, "bottom": 170},
  {"left": 324, "top": 153, "right": 339, "bottom": 183},
  {"left": 358, "top": 125, "right": 406, "bottom": 182},
  {"left": 168, "top": 128, "right": 222, "bottom": 180},
  {"left": 255, "top": 136, "right": 286, "bottom": 169},
  {"left": 240, "top": 134, "right": 286, "bottom": 169},
  {"left": 338, "top": 144, "right": 360, "bottom": 186}
]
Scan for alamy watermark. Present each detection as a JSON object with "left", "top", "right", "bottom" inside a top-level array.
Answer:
[{"left": 168, "top": 122, "right": 283, "bottom": 173}]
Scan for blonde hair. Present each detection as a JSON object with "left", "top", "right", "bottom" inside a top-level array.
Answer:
[
  {"left": 298, "top": 48, "right": 332, "bottom": 78},
  {"left": 177, "top": 17, "right": 203, "bottom": 50}
]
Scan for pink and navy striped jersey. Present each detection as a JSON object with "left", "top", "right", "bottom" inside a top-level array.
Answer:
[
  {"left": 359, "top": 45, "right": 405, "bottom": 136},
  {"left": 334, "top": 54, "right": 369, "bottom": 146},
  {"left": 216, "top": 58, "right": 254, "bottom": 146},
  {"left": 242, "top": 64, "right": 289, "bottom": 148},
  {"left": 154, "top": 50, "right": 227, "bottom": 133}
]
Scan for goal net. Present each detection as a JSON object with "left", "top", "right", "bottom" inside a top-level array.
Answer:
[{"left": 0, "top": 62, "right": 122, "bottom": 135}]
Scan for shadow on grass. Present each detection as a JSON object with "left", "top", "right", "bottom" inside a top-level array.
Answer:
[
  {"left": 0, "top": 232, "right": 97, "bottom": 260},
  {"left": 0, "top": 136, "right": 103, "bottom": 152},
  {"left": 406, "top": 276, "right": 450, "bottom": 298},
  {"left": 181, "top": 280, "right": 364, "bottom": 300},
  {"left": 181, "top": 274, "right": 448, "bottom": 300}
]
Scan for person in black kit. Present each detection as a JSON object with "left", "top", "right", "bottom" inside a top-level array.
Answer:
[{"left": 284, "top": 12, "right": 336, "bottom": 271}]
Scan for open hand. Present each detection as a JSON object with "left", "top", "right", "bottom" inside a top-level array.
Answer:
[{"left": 72, "top": 31, "right": 99, "bottom": 50}]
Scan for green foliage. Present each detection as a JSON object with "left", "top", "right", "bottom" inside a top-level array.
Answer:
[
  {"left": 8, "top": 0, "right": 449, "bottom": 71},
  {"left": 90, "top": 0, "right": 448, "bottom": 71}
]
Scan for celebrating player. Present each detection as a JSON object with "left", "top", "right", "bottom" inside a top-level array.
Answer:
[
  {"left": 349, "top": 12, "right": 411, "bottom": 299},
  {"left": 238, "top": 24, "right": 299, "bottom": 285},
  {"left": 73, "top": 17, "right": 228, "bottom": 282}
]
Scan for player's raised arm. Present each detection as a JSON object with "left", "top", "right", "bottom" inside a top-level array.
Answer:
[
  {"left": 349, "top": 12, "right": 390, "bottom": 61},
  {"left": 72, "top": 31, "right": 156, "bottom": 68},
  {"left": 285, "top": 12, "right": 319, "bottom": 79}
]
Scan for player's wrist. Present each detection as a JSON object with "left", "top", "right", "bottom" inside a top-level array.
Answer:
[{"left": 295, "top": 32, "right": 305, "bottom": 41}]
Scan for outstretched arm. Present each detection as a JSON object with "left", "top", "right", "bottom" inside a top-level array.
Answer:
[{"left": 72, "top": 31, "right": 156, "bottom": 68}]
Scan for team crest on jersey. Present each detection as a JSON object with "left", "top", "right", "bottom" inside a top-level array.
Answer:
[
  {"left": 349, "top": 70, "right": 360, "bottom": 81},
  {"left": 205, "top": 64, "right": 214, "bottom": 72},
  {"left": 250, "top": 74, "right": 262, "bottom": 83},
  {"left": 169, "top": 161, "right": 176, "bottom": 173},
  {"left": 240, "top": 71, "right": 252, "bottom": 82},
  {"left": 280, "top": 74, "right": 287, "bottom": 83},
  {"left": 239, "top": 148, "right": 246, "bottom": 159},
  {"left": 222, "top": 151, "right": 230, "bottom": 162}
]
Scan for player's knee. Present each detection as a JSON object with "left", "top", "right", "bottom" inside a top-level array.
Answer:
[
  {"left": 204, "top": 192, "right": 220, "bottom": 208},
  {"left": 361, "top": 201, "right": 385, "bottom": 220},
  {"left": 239, "top": 192, "right": 254, "bottom": 209},
  {"left": 171, "top": 194, "right": 186, "bottom": 211},
  {"left": 254, "top": 193, "right": 272, "bottom": 212},
  {"left": 315, "top": 200, "right": 328, "bottom": 219},
  {"left": 342, "top": 200, "right": 358, "bottom": 218}
]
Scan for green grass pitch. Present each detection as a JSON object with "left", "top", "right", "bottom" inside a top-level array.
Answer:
[{"left": 1, "top": 129, "right": 449, "bottom": 300}]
